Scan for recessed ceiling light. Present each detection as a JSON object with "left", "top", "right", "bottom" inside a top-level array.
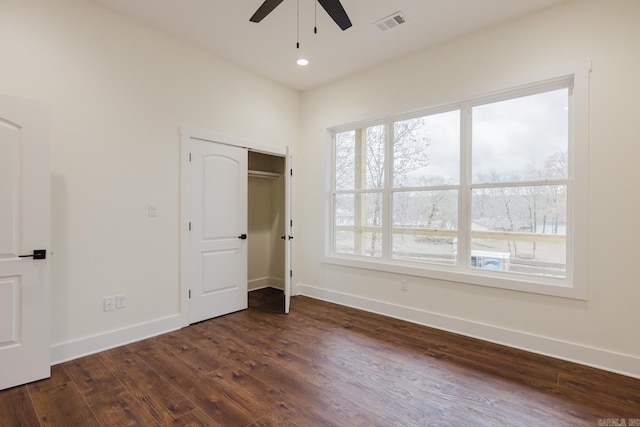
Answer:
[{"left": 297, "top": 58, "right": 309, "bottom": 66}]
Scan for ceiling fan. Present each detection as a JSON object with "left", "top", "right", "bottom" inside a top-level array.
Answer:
[{"left": 250, "top": 0, "right": 352, "bottom": 31}]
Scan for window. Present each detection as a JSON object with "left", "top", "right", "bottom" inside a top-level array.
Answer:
[
  {"left": 470, "top": 88, "right": 569, "bottom": 278},
  {"left": 334, "top": 125, "right": 385, "bottom": 257},
  {"left": 392, "top": 110, "right": 460, "bottom": 265},
  {"left": 328, "top": 69, "right": 589, "bottom": 299}
]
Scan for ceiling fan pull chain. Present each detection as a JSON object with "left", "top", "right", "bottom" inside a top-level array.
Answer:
[
  {"left": 314, "top": 0, "right": 318, "bottom": 34},
  {"left": 296, "top": 0, "right": 300, "bottom": 48}
]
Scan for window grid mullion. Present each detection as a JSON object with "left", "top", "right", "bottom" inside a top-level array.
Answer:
[
  {"left": 458, "top": 103, "right": 472, "bottom": 269},
  {"left": 354, "top": 129, "right": 365, "bottom": 255},
  {"left": 470, "top": 179, "right": 568, "bottom": 189},
  {"left": 391, "top": 184, "right": 461, "bottom": 193},
  {"left": 330, "top": 131, "right": 337, "bottom": 254},
  {"left": 382, "top": 120, "right": 392, "bottom": 260}
]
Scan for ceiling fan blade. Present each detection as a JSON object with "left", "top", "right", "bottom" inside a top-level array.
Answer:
[
  {"left": 250, "top": 0, "right": 286, "bottom": 23},
  {"left": 317, "top": 0, "right": 352, "bottom": 30}
]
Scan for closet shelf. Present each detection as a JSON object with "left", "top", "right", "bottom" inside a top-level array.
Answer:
[{"left": 248, "top": 170, "right": 281, "bottom": 179}]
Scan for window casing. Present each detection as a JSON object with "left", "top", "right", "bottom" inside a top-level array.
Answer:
[{"left": 327, "top": 69, "right": 589, "bottom": 299}]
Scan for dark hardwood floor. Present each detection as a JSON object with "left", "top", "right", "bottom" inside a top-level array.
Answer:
[{"left": 2, "top": 288, "right": 639, "bottom": 426}]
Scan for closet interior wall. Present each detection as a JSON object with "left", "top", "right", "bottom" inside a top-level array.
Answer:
[{"left": 248, "top": 151, "right": 286, "bottom": 291}]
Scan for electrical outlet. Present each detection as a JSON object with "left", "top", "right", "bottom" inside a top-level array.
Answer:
[
  {"left": 401, "top": 279, "right": 408, "bottom": 291},
  {"left": 116, "top": 294, "right": 126, "bottom": 309},
  {"left": 104, "top": 296, "right": 115, "bottom": 311}
]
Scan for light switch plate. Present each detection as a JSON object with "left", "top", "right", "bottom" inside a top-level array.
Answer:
[{"left": 116, "top": 294, "right": 126, "bottom": 309}]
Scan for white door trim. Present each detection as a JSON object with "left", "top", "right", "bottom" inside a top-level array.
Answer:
[
  {"left": 284, "top": 148, "right": 292, "bottom": 313},
  {"left": 180, "top": 127, "right": 290, "bottom": 326},
  {"left": 180, "top": 127, "right": 287, "bottom": 156}
]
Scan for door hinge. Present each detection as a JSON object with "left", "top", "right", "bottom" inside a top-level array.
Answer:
[
  {"left": 290, "top": 270, "right": 293, "bottom": 278},
  {"left": 189, "top": 289, "right": 191, "bottom": 299},
  {"left": 290, "top": 169, "right": 293, "bottom": 176},
  {"left": 189, "top": 222, "right": 191, "bottom": 231},
  {"left": 189, "top": 153, "right": 192, "bottom": 162},
  {"left": 290, "top": 220, "right": 293, "bottom": 227}
]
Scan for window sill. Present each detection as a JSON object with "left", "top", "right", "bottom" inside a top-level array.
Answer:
[{"left": 322, "top": 254, "right": 586, "bottom": 300}]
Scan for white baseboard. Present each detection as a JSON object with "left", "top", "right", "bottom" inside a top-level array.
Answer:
[
  {"left": 51, "top": 314, "right": 184, "bottom": 365},
  {"left": 52, "top": 281, "right": 288, "bottom": 365},
  {"left": 296, "top": 283, "right": 640, "bottom": 379},
  {"left": 249, "top": 277, "right": 284, "bottom": 291}
]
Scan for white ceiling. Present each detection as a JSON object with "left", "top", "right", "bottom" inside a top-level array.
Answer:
[{"left": 89, "top": 0, "right": 566, "bottom": 91}]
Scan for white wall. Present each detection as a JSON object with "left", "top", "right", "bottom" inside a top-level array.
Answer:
[
  {"left": 248, "top": 153, "right": 286, "bottom": 290},
  {"left": 298, "top": 0, "right": 640, "bottom": 377},
  {"left": 269, "top": 175, "right": 285, "bottom": 281},
  {"left": 248, "top": 176, "right": 286, "bottom": 289},
  {"left": 0, "top": 0, "right": 299, "bottom": 356},
  {"left": 248, "top": 178, "right": 273, "bottom": 285}
]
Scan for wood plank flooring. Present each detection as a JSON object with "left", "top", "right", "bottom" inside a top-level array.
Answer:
[{"left": 2, "top": 288, "right": 639, "bottom": 426}]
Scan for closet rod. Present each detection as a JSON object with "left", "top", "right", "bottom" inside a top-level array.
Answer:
[{"left": 248, "top": 170, "right": 280, "bottom": 179}]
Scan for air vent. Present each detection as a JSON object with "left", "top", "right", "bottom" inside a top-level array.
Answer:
[{"left": 374, "top": 11, "right": 406, "bottom": 32}]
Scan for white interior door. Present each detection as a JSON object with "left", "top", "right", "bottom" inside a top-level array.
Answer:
[
  {"left": 284, "top": 149, "right": 292, "bottom": 314},
  {"left": 0, "top": 94, "right": 51, "bottom": 390},
  {"left": 187, "top": 140, "right": 248, "bottom": 324}
]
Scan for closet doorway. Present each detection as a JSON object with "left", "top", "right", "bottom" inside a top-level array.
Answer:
[
  {"left": 248, "top": 151, "right": 289, "bottom": 304},
  {"left": 180, "top": 128, "right": 292, "bottom": 326}
]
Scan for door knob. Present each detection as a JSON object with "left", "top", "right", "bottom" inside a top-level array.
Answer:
[
  {"left": 19, "top": 249, "right": 47, "bottom": 260},
  {"left": 238, "top": 234, "right": 247, "bottom": 240}
]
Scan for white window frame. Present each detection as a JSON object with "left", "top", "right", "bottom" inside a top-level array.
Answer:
[{"left": 324, "top": 63, "right": 590, "bottom": 300}]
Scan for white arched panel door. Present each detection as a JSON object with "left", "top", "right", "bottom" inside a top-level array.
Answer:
[
  {"left": 187, "top": 140, "right": 248, "bottom": 324},
  {"left": 0, "top": 94, "right": 51, "bottom": 390}
]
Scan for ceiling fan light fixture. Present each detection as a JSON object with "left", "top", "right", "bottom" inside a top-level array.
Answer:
[{"left": 296, "top": 58, "right": 309, "bottom": 66}]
